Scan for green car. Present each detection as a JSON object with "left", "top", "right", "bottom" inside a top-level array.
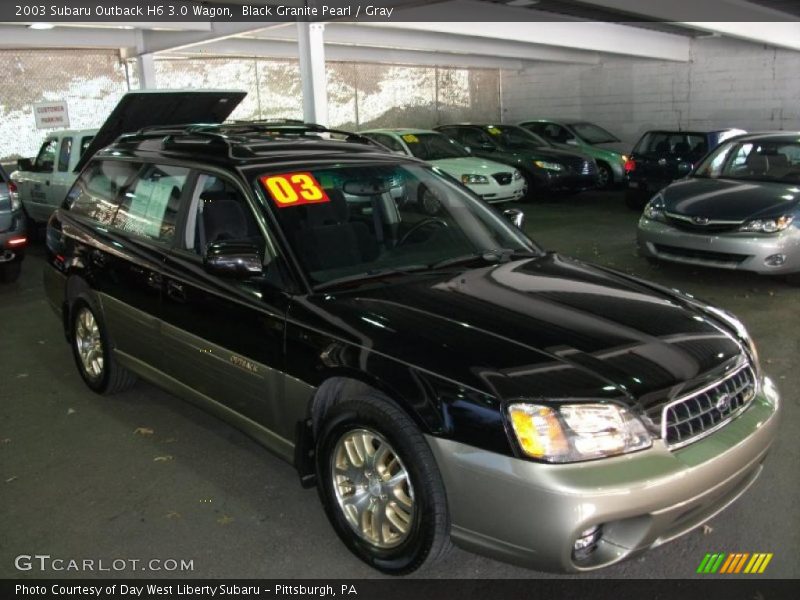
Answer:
[{"left": 519, "top": 119, "right": 628, "bottom": 188}]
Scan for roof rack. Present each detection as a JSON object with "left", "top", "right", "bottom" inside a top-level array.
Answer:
[{"left": 117, "top": 120, "right": 387, "bottom": 157}]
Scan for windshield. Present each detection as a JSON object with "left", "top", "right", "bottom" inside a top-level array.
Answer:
[
  {"left": 694, "top": 139, "right": 800, "bottom": 184},
  {"left": 571, "top": 122, "right": 618, "bottom": 144},
  {"left": 257, "top": 163, "right": 539, "bottom": 288},
  {"left": 487, "top": 125, "right": 547, "bottom": 150},
  {"left": 403, "top": 133, "right": 470, "bottom": 160}
]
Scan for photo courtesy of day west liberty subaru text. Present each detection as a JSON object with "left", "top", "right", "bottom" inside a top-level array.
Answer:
[{"left": 6, "top": 1, "right": 405, "bottom": 22}]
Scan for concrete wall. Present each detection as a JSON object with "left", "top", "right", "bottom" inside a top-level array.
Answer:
[{"left": 501, "top": 36, "right": 800, "bottom": 151}]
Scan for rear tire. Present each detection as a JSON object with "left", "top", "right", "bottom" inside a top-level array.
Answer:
[
  {"left": 0, "top": 260, "right": 22, "bottom": 283},
  {"left": 70, "top": 298, "right": 136, "bottom": 394},
  {"left": 315, "top": 392, "right": 451, "bottom": 575}
]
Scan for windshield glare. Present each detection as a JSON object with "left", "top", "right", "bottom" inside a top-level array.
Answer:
[
  {"left": 571, "top": 122, "right": 618, "bottom": 144},
  {"left": 257, "top": 164, "right": 538, "bottom": 287},
  {"left": 694, "top": 139, "right": 800, "bottom": 184},
  {"left": 404, "top": 133, "right": 470, "bottom": 160}
]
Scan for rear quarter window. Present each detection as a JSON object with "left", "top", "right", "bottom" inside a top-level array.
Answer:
[
  {"left": 66, "top": 160, "right": 141, "bottom": 225},
  {"left": 112, "top": 164, "right": 189, "bottom": 244}
]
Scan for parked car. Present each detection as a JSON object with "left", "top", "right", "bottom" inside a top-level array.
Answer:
[
  {"left": 625, "top": 129, "right": 746, "bottom": 209},
  {"left": 361, "top": 129, "right": 526, "bottom": 204},
  {"left": 45, "top": 113, "right": 779, "bottom": 575},
  {"left": 434, "top": 124, "right": 599, "bottom": 198},
  {"left": 518, "top": 119, "right": 627, "bottom": 188},
  {"left": 0, "top": 163, "right": 27, "bottom": 282},
  {"left": 638, "top": 132, "right": 800, "bottom": 283},
  {"left": 11, "top": 129, "right": 97, "bottom": 227}
]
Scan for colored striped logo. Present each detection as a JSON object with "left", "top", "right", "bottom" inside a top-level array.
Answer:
[{"left": 696, "top": 553, "right": 773, "bottom": 574}]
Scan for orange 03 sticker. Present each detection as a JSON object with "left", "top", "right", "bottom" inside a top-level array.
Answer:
[{"left": 260, "top": 172, "right": 330, "bottom": 208}]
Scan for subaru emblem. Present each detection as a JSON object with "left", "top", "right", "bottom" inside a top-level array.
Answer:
[
  {"left": 693, "top": 216, "right": 710, "bottom": 225},
  {"left": 715, "top": 393, "right": 732, "bottom": 412}
]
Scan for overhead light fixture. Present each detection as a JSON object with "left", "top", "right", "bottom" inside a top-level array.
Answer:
[
  {"left": 28, "top": 23, "right": 54, "bottom": 30},
  {"left": 117, "top": 25, "right": 135, "bottom": 29},
  {"left": 506, "top": 0, "right": 540, "bottom": 6}
]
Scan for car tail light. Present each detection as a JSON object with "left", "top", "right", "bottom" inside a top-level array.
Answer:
[
  {"left": 624, "top": 158, "right": 636, "bottom": 173},
  {"left": 7, "top": 180, "right": 17, "bottom": 194},
  {"left": 6, "top": 237, "right": 27, "bottom": 247}
]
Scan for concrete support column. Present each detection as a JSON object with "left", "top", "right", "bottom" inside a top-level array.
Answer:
[
  {"left": 297, "top": 21, "right": 328, "bottom": 126},
  {"left": 135, "top": 30, "right": 157, "bottom": 89}
]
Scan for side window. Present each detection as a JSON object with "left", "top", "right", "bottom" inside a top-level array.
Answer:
[
  {"left": 66, "top": 160, "right": 141, "bottom": 225},
  {"left": 461, "top": 129, "right": 491, "bottom": 148},
  {"left": 112, "top": 163, "right": 189, "bottom": 244},
  {"left": 527, "top": 123, "right": 547, "bottom": 137},
  {"left": 184, "top": 173, "right": 263, "bottom": 256},
  {"left": 58, "top": 137, "right": 73, "bottom": 172},
  {"left": 80, "top": 136, "right": 95, "bottom": 157},
  {"left": 544, "top": 124, "right": 573, "bottom": 143},
  {"left": 34, "top": 138, "right": 58, "bottom": 172},
  {"left": 381, "top": 135, "right": 406, "bottom": 153}
]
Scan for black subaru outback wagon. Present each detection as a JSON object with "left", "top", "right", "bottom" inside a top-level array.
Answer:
[{"left": 45, "top": 108, "right": 779, "bottom": 574}]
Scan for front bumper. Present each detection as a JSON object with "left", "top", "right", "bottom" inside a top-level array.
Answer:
[
  {"left": 472, "top": 178, "right": 527, "bottom": 204},
  {"left": 426, "top": 380, "right": 779, "bottom": 572},
  {"left": 637, "top": 217, "right": 800, "bottom": 275},
  {"left": 539, "top": 170, "right": 599, "bottom": 192}
]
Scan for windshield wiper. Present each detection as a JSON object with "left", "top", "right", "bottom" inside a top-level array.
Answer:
[
  {"left": 313, "top": 264, "right": 432, "bottom": 292},
  {"left": 430, "top": 248, "right": 537, "bottom": 270}
]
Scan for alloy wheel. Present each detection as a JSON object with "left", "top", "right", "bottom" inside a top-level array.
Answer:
[{"left": 331, "top": 428, "right": 415, "bottom": 549}]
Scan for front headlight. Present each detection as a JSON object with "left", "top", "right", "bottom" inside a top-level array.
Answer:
[
  {"left": 462, "top": 174, "right": 490, "bottom": 185},
  {"left": 512, "top": 169, "right": 522, "bottom": 180},
  {"left": 507, "top": 402, "right": 652, "bottom": 463},
  {"left": 738, "top": 215, "right": 793, "bottom": 233},
  {"left": 643, "top": 193, "right": 666, "bottom": 221},
  {"left": 533, "top": 160, "right": 564, "bottom": 172}
]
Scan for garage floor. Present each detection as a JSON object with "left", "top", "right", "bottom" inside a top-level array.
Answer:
[{"left": 1, "top": 191, "right": 797, "bottom": 579}]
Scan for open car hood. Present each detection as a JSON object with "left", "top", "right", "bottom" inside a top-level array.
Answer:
[{"left": 74, "top": 89, "right": 246, "bottom": 173}]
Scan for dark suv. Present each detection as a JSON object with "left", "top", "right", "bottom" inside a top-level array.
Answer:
[
  {"left": 625, "top": 129, "right": 746, "bottom": 209},
  {"left": 0, "top": 163, "right": 27, "bottom": 282},
  {"left": 45, "top": 119, "right": 779, "bottom": 575}
]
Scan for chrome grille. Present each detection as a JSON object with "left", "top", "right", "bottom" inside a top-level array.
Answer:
[
  {"left": 660, "top": 361, "right": 757, "bottom": 449},
  {"left": 492, "top": 172, "right": 513, "bottom": 185}
]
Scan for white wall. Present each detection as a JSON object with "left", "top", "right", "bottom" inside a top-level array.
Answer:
[{"left": 501, "top": 36, "right": 800, "bottom": 151}]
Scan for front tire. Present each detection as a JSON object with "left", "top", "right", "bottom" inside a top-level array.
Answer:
[
  {"left": 315, "top": 393, "right": 450, "bottom": 575},
  {"left": 70, "top": 298, "right": 136, "bottom": 394},
  {"left": 597, "top": 162, "right": 614, "bottom": 189}
]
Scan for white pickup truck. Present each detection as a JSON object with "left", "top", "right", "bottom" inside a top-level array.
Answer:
[{"left": 12, "top": 129, "right": 97, "bottom": 225}]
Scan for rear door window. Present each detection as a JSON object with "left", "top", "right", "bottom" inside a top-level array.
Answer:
[
  {"left": 66, "top": 160, "right": 141, "bottom": 225},
  {"left": 112, "top": 164, "right": 189, "bottom": 244}
]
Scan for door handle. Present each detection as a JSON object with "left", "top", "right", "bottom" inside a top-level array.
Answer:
[{"left": 167, "top": 280, "right": 186, "bottom": 302}]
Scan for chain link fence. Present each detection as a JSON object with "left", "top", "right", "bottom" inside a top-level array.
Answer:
[{"left": 1, "top": 48, "right": 501, "bottom": 161}]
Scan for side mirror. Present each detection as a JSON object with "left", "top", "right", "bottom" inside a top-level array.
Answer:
[
  {"left": 503, "top": 208, "right": 525, "bottom": 229},
  {"left": 677, "top": 161, "right": 693, "bottom": 176},
  {"left": 204, "top": 241, "right": 263, "bottom": 279},
  {"left": 17, "top": 158, "right": 33, "bottom": 171}
]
